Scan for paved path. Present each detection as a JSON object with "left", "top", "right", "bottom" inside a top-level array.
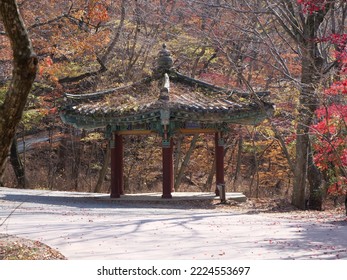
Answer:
[{"left": 0, "top": 187, "right": 346, "bottom": 260}]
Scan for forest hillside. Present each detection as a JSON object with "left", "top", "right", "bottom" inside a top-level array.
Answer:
[{"left": 1, "top": 0, "right": 347, "bottom": 213}]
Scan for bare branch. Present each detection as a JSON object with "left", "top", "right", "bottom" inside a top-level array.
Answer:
[
  {"left": 225, "top": 52, "right": 295, "bottom": 174},
  {"left": 100, "top": 0, "right": 126, "bottom": 64},
  {"left": 27, "top": 14, "right": 67, "bottom": 31},
  {"left": 58, "top": 57, "right": 107, "bottom": 84},
  {"left": 265, "top": 0, "right": 303, "bottom": 42}
]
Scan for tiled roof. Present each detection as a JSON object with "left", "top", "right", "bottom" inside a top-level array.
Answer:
[{"left": 60, "top": 46, "right": 273, "bottom": 130}]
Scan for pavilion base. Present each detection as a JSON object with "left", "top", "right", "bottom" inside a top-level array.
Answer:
[{"left": 105, "top": 192, "right": 247, "bottom": 202}]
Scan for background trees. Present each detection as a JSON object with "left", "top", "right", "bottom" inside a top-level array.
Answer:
[
  {"left": 0, "top": 0, "right": 346, "bottom": 213},
  {"left": 200, "top": 0, "right": 347, "bottom": 210},
  {"left": 263, "top": 0, "right": 347, "bottom": 210}
]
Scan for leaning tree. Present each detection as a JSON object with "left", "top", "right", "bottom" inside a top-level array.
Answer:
[{"left": 0, "top": 0, "right": 38, "bottom": 180}]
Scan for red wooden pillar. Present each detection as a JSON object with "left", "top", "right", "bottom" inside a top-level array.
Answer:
[
  {"left": 162, "top": 138, "right": 173, "bottom": 198},
  {"left": 215, "top": 132, "right": 225, "bottom": 196},
  {"left": 110, "top": 133, "right": 124, "bottom": 198}
]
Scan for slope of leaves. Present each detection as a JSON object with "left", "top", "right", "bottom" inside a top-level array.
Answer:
[{"left": 0, "top": 234, "right": 66, "bottom": 260}]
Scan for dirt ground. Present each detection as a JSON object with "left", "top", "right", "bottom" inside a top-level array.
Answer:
[{"left": 0, "top": 234, "right": 66, "bottom": 260}]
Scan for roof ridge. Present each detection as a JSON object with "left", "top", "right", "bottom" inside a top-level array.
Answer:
[{"left": 63, "top": 77, "right": 152, "bottom": 101}]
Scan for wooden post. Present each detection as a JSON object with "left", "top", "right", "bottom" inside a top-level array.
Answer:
[
  {"left": 162, "top": 138, "right": 173, "bottom": 198},
  {"left": 110, "top": 133, "right": 124, "bottom": 198},
  {"left": 215, "top": 132, "right": 224, "bottom": 196}
]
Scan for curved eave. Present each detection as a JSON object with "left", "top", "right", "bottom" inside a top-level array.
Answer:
[
  {"left": 60, "top": 108, "right": 163, "bottom": 130},
  {"left": 60, "top": 112, "right": 107, "bottom": 130},
  {"left": 60, "top": 103, "right": 273, "bottom": 131}
]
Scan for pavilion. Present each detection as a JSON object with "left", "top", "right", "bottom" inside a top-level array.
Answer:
[{"left": 60, "top": 45, "right": 273, "bottom": 199}]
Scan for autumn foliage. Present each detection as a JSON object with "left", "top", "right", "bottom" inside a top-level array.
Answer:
[
  {"left": 1, "top": 0, "right": 347, "bottom": 214},
  {"left": 297, "top": 0, "right": 328, "bottom": 13},
  {"left": 311, "top": 32, "right": 347, "bottom": 197}
]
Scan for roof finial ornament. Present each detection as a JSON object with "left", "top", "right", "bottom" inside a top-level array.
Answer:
[{"left": 154, "top": 43, "right": 173, "bottom": 77}]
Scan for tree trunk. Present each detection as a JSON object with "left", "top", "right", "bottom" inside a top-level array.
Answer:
[
  {"left": 263, "top": 0, "right": 329, "bottom": 210},
  {"left": 174, "top": 134, "right": 183, "bottom": 183},
  {"left": 292, "top": 41, "right": 323, "bottom": 209},
  {"left": 307, "top": 142, "right": 323, "bottom": 210},
  {"left": 174, "top": 134, "right": 198, "bottom": 191},
  {"left": 293, "top": 132, "right": 309, "bottom": 209},
  {"left": 57, "top": 136, "right": 67, "bottom": 172},
  {"left": 0, "top": 0, "right": 38, "bottom": 177},
  {"left": 233, "top": 137, "right": 243, "bottom": 192},
  {"left": 71, "top": 131, "right": 82, "bottom": 191},
  {"left": 10, "top": 136, "right": 29, "bottom": 188},
  {"left": 203, "top": 157, "right": 215, "bottom": 192},
  {"left": 94, "top": 144, "right": 111, "bottom": 193}
]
